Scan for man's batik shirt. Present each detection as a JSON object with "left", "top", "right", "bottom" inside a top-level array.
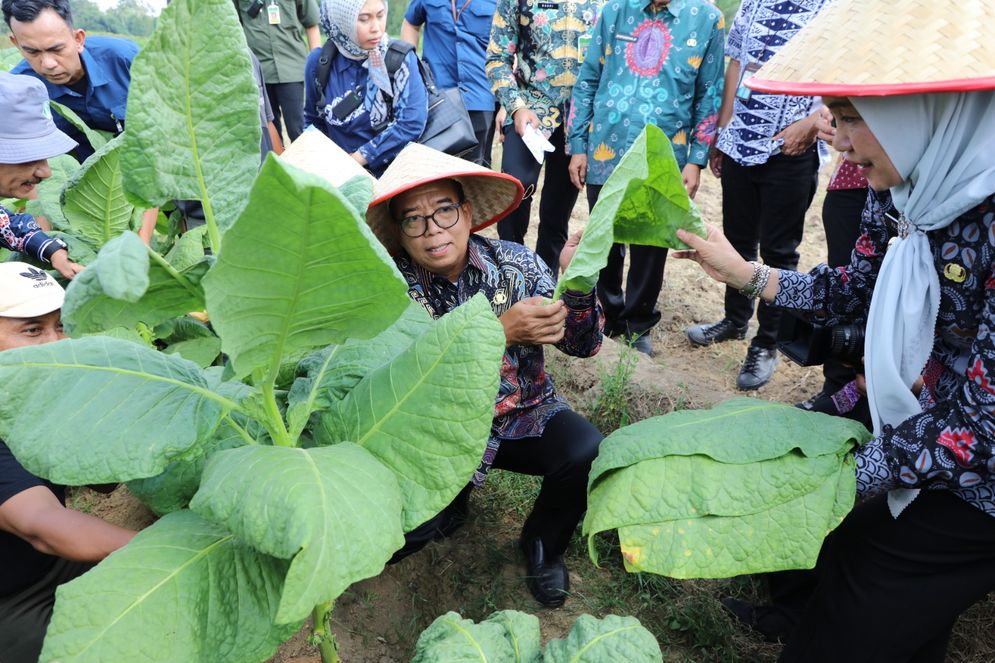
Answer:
[
  {"left": 486, "top": 0, "right": 602, "bottom": 133},
  {"left": 567, "top": 0, "right": 724, "bottom": 184}
]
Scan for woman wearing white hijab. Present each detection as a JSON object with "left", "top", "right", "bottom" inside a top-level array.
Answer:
[
  {"left": 674, "top": 1, "right": 995, "bottom": 660},
  {"left": 303, "top": 0, "right": 428, "bottom": 175}
]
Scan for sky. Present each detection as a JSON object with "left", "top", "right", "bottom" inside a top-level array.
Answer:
[{"left": 94, "top": 0, "right": 166, "bottom": 14}]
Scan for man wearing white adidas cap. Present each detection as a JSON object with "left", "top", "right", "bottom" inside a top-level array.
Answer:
[
  {"left": 0, "top": 69, "right": 82, "bottom": 280},
  {"left": 0, "top": 262, "right": 135, "bottom": 663}
]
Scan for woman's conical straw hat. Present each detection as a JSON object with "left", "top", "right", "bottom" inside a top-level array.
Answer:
[
  {"left": 747, "top": 0, "right": 995, "bottom": 97},
  {"left": 366, "top": 143, "right": 524, "bottom": 253}
]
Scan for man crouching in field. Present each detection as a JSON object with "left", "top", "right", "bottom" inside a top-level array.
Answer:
[
  {"left": 365, "top": 144, "right": 604, "bottom": 608},
  {"left": 0, "top": 276, "right": 135, "bottom": 661}
]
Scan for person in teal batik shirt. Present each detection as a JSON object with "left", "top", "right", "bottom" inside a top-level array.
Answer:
[{"left": 565, "top": 0, "right": 724, "bottom": 355}]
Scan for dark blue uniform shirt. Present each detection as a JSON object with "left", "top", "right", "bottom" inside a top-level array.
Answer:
[
  {"left": 404, "top": 0, "right": 497, "bottom": 112},
  {"left": 12, "top": 35, "right": 139, "bottom": 161}
]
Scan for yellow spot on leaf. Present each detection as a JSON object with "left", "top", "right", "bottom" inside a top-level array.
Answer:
[
  {"left": 684, "top": 549, "right": 693, "bottom": 557},
  {"left": 621, "top": 545, "right": 642, "bottom": 566}
]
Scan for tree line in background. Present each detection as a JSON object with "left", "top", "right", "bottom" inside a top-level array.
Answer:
[
  {"left": 0, "top": 0, "right": 156, "bottom": 38},
  {"left": 2, "top": 0, "right": 740, "bottom": 49}
]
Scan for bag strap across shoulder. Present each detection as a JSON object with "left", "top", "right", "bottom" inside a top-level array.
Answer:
[{"left": 314, "top": 40, "right": 338, "bottom": 105}]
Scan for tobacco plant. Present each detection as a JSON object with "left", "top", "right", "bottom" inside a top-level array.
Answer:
[{"left": 0, "top": 0, "right": 507, "bottom": 661}]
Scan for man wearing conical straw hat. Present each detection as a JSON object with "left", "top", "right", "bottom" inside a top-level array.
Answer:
[
  {"left": 674, "top": 0, "right": 995, "bottom": 660},
  {"left": 367, "top": 143, "right": 605, "bottom": 608}
]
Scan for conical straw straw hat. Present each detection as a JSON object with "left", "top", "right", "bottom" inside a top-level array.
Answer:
[
  {"left": 278, "top": 129, "right": 376, "bottom": 187},
  {"left": 747, "top": 0, "right": 995, "bottom": 97},
  {"left": 366, "top": 143, "right": 524, "bottom": 253}
]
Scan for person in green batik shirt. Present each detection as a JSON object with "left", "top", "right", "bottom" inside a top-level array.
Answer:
[
  {"left": 485, "top": 0, "right": 602, "bottom": 275},
  {"left": 566, "top": 0, "right": 724, "bottom": 356}
]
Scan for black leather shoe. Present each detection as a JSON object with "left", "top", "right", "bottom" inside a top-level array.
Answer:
[
  {"left": 736, "top": 346, "right": 777, "bottom": 390},
  {"left": 630, "top": 333, "right": 654, "bottom": 357},
  {"left": 720, "top": 597, "right": 797, "bottom": 643},
  {"left": 520, "top": 537, "right": 569, "bottom": 607},
  {"left": 686, "top": 318, "right": 748, "bottom": 347}
]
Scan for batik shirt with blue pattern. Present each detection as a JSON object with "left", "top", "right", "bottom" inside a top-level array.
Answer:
[
  {"left": 774, "top": 190, "right": 995, "bottom": 518},
  {"left": 567, "top": 0, "right": 724, "bottom": 184},
  {"left": 395, "top": 234, "right": 604, "bottom": 484},
  {"left": 714, "top": 0, "right": 829, "bottom": 166}
]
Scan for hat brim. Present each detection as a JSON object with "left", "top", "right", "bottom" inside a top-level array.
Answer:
[
  {"left": 744, "top": 0, "right": 995, "bottom": 98},
  {"left": 367, "top": 169, "right": 524, "bottom": 253},
  {"left": 0, "top": 287, "right": 64, "bottom": 318},
  {"left": 748, "top": 75, "right": 995, "bottom": 98},
  {"left": 0, "top": 130, "right": 78, "bottom": 164}
]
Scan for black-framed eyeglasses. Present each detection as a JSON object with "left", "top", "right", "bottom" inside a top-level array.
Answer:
[{"left": 398, "top": 202, "right": 463, "bottom": 238}]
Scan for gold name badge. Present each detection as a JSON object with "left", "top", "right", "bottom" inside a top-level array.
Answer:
[{"left": 943, "top": 262, "right": 967, "bottom": 283}]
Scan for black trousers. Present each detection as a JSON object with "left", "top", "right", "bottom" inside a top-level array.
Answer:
[
  {"left": 587, "top": 184, "right": 668, "bottom": 337},
  {"left": 394, "top": 409, "right": 602, "bottom": 561},
  {"left": 468, "top": 106, "right": 498, "bottom": 168},
  {"left": 498, "top": 123, "right": 579, "bottom": 273},
  {"left": 778, "top": 491, "right": 995, "bottom": 663},
  {"left": 721, "top": 149, "right": 819, "bottom": 349},
  {"left": 820, "top": 187, "right": 869, "bottom": 393},
  {"left": 0, "top": 557, "right": 93, "bottom": 663},
  {"left": 266, "top": 81, "right": 305, "bottom": 142}
]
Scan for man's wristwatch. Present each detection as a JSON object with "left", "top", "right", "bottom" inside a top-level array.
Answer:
[{"left": 42, "top": 237, "right": 69, "bottom": 263}]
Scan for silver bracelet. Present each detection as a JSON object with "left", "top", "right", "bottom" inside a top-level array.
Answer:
[{"left": 738, "top": 261, "right": 770, "bottom": 300}]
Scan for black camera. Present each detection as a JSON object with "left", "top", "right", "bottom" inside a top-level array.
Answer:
[
  {"left": 247, "top": 0, "right": 265, "bottom": 18},
  {"left": 778, "top": 313, "right": 865, "bottom": 368}
]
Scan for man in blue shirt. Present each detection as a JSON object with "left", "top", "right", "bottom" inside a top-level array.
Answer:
[
  {"left": 4, "top": 0, "right": 140, "bottom": 162},
  {"left": 400, "top": 0, "right": 498, "bottom": 166}
]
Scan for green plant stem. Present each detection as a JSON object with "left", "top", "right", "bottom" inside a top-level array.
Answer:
[
  {"left": 260, "top": 381, "right": 293, "bottom": 447},
  {"left": 146, "top": 247, "right": 203, "bottom": 298},
  {"left": 312, "top": 602, "right": 339, "bottom": 663},
  {"left": 223, "top": 414, "right": 257, "bottom": 445}
]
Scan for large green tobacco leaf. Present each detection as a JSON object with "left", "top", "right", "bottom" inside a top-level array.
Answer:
[
  {"left": 584, "top": 451, "right": 846, "bottom": 546},
  {"left": 0, "top": 336, "right": 233, "bottom": 484},
  {"left": 120, "top": 0, "right": 259, "bottom": 238},
  {"left": 190, "top": 443, "right": 404, "bottom": 623},
  {"left": 615, "top": 462, "right": 853, "bottom": 578},
  {"left": 126, "top": 415, "right": 254, "bottom": 515},
  {"left": 554, "top": 124, "right": 706, "bottom": 298},
  {"left": 61, "top": 134, "right": 139, "bottom": 248},
  {"left": 315, "top": 294, "right": 504, "bottom": 530},
  {"left": 286, "top": 301, "right": 432, "bottom": 437},
  {"left": 411, "top": 611, "right": 541, "bottom": 663},
  {"left": 40, "top": 510, "right": 300, "bottom": 663},
  {"left": 203, "top": 157, "right": 409, "bottom": 380},
  {"left": 51, "top": 101, "right": 113, "bottom": 153},
  {"left": 583, "top": 400, "right": 867, "bottom": 578},
  {"left": 25, "top": 154, "right": 78, "bottom": 232},
  {"left": 544, "top": 614, "right": 662, "bottom": 663},
  {"left": 62, "top": 232, "right": 208, "bottom": 335},
  {"left": 589, "top": 398, "right": 871, "bottom": 484}
]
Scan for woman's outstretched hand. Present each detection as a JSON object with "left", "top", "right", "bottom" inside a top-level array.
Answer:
[{"left": 673, "top": 224, "right": 756, "bottom": 290}]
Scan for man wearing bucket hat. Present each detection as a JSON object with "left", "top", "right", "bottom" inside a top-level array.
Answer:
[
  {"left": 0, "top": 70, "right": 82, "bottom": 280},
  {"left": 367, "top": 143, "right": 604, "bottom": 607},
  {"left": 674, "top": 0, "right": 995, "bottom": 660},
  {"left": 0, "top": 262, "right": 136, "bottom": 663}
]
